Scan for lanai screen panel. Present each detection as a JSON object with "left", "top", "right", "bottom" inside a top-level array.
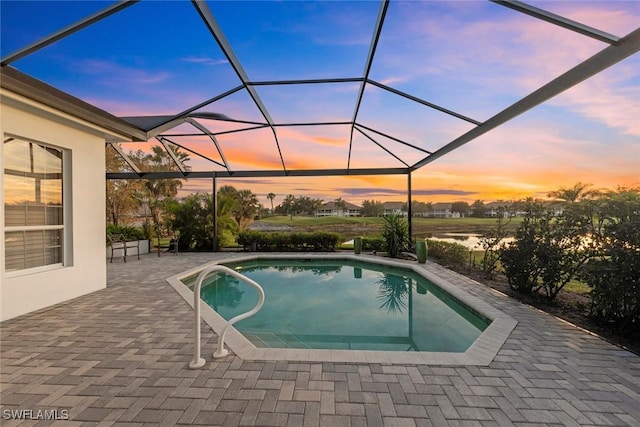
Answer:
[
  {"left": 356, "top": 83, "right": 477, "bottom": 155},
  {"left": 192, "top": 90, "right": 269, "bottom": 128},
  {"left": 209, "top": 1, "right": 380, "bottom": 81},
  {"left": 368, "top": 0, "right": 608, "bottom": 123},
  {"left": 1, "top": 0, "right": 638, "bottom": 182},
  {"left": 277, "top": 125, "right": 352, "bottom": 171},
  {"left": 3, "top": 1, "right": 243, "bottom": 116},
  {"left": 253, "top": 83, "right": 360, "bottom": 125},
  {"left": 527, "top": 1, "right": 640, "bottom": 35},
  {"left": 1, "top": 1, "right": 111, "bottom": 54}
]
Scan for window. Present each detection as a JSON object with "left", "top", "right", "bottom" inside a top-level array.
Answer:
[{"left": 4, "top": 136, "right": 65, "bottom": 272}]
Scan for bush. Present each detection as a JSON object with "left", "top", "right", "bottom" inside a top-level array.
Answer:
[
  {"left": 581, "top": 253, "right": 639, "bottom": 338},
  {"left": 578, "top": 188, "right": 640, "bottom": 338},
  {"left": 425, "top": 239, "right": 468, "bottom": 268},
  {"left": 106, "top": 224, "right": 145, "bottom": 242},
  {"left": 166, "top": 193, "right": 239, "bottom": 251},
  {"left": 382, "top": 214, "right": 409, "bottom": 258},
  {"left": 362, "top": 236, "right": 385, "bottom": 252},
  {"left": 499, "top": 199, "right": 592, "bottom": 300},
  {"left": 237, "top": 231, "right": 341, "bottom": 252}
]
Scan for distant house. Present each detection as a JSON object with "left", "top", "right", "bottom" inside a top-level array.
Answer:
[
  {"left": 543, "top": 201, "right": 565, "bottom": 217},
  {"left": 317, "top": 201, "right": 362, "bottom": 217},
  {"left": 382, "top": 201, "right": 405, "bottom": 216},
  {"left": 426, "top": 203, "right": 460, "bottom": 218},
  {"left": 484, "top": 201, "right": 513, "bottom": 218}
]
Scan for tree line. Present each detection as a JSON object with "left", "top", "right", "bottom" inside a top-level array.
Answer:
[{"left": 106, "top": 144, "right": 260, "bottom": 249}]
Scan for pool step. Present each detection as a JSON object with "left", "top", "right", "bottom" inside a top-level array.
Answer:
[{"left": 241, "top": 330, "right": 311, "bottom": 349}]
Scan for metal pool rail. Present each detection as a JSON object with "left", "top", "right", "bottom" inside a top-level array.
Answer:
[{"left": 189, "top": 265, "right": 265, "bottom": 369}]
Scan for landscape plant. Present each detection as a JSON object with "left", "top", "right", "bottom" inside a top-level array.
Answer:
[
  {"left": 105, "top": 144, "right": 187, "bottom": 241},
  {"left": 362, "top": 236, "right": 385, "bottom": 252},
  {"left": 166, "top": 191, "right": 239, "bottom": 250},
  {"left": 165, "top": 193, "right": 214, "bottom": 251},
  {"left": 425, "top": 239, "right": 468, "bottom": 268},
  {"left": 218, "top": 185, "right": 261, "bottom": 231},
  {"left": 499, "top": 198, "right": 593, "bottom": 299},
  {"left": 382, "top": 214, "right": 409, "bottom": 257},
  {"left": 578, "top": 187, "right": 640, "bottom": 338}
]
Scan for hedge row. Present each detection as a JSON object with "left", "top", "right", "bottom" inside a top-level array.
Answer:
[
  {"left": 425, "top": 239, "right": 468, "bottom": 268},
  {"left": 238, "top": 230, "right": 341, "bottom": 252},
  {"left": 362, "top": 236, "right": 385, "bottom": 251}
]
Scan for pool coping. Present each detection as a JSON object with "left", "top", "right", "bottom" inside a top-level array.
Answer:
[{"left": 166, "top": 253, "right": 517, "bottom": 365}]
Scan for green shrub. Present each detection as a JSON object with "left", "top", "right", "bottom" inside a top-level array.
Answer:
[
  {"left": 581, "top": 253, "right": 639, "bottom": 338},
  {"left": 425, "top": 239, "right": 468, "bottom": 268},
  {"left": 499, "top": 199, "right": 591, "bottom": 300},
  {"left": 106, "top": 225, "right": 145, "bottom": 242},
  {"left": 578, "top": 189, "right": 640, "bottom": 338},
  {"left": 382, "top": 214, "right": 409, "bottom": 258},
  {"left": 237, "top": 230, "right": 341, "bottom": 252},
  {"left": 362, "top": 236, "right": 385, "bottom": 251}
]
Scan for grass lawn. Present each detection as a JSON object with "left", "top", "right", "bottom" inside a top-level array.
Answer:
[
  {"left": 260, "top": 215, "right": 522, "bottom": 237},
  {"left": 563, "top": 279, "right": 591, "bottom": 295},
  {"left": 261, "top": 215, "right": 384, "bottom": 226}
]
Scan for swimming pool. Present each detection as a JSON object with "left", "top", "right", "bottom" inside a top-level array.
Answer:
[
  {"left": 182, "top": 258, "right": 488, "bottom": 352},
  {"left": 167, "top": 254, "right": 517, "bottom": 365}
]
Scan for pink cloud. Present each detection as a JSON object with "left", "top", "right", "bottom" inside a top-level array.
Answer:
[{"left": 553, "top": 65, "right": 640, "bottom": 136}]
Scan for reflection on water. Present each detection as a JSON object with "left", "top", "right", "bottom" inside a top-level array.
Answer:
[
  {"left": 274, "top": 264, "right": 343, "bottom": 276},
  {"left": 376, "top": 274, "right": 410, "bottom": 314},
  {"left": 426, "top": 233, "right": 514, "bottom": 250},
  {"left": 200, "top": 274, "right": 244, "bottom": 311}
]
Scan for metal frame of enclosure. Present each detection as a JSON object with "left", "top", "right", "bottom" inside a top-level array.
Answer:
[{"left": 3, "top": 0, "right": 639, "bottom": 249}]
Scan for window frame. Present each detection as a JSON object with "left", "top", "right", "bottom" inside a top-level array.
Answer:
[{"left": 3, "top": 134, "right": 71, "bottom": 276}]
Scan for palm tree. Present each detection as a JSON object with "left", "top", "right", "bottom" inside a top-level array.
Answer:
[
  {"left": 237, "top": 189, "right": 259, "bottom": 230},
  {"left": 215, "top": 192, "right": 239, "bottom": 248},
  {"left": 282, "top": 194, "right": 297, "bottom": 220},
  {"left": 548, "top": 182, "right": 594, "bottom": 203},
  {"left": 267, "top": 192, "right": 276, "bottom": 214}
]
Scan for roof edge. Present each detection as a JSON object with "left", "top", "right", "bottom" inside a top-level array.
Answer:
[{"left": 0, "top": 66, "right": 147, "bottom": 141}]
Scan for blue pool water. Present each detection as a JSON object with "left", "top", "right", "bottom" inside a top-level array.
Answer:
[{"left": 182, "top": 259, "right": 489, "bottom": 352}]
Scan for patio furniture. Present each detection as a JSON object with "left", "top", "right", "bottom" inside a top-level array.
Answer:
[
  {"left": 107, "top": 234, "right": 140, "bottom": 263},
  {"left": 157, "top": 237, "right": 178, "bottom": 256},
  {"left": 156, "top": 229, "right": 179, "bottom": 257}
]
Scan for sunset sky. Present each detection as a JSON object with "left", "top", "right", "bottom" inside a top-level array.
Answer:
[{"left": 2, "top": 1, "right": 638, "bottom": 207}]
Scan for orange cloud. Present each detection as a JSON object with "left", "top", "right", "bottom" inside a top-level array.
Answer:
[{"left": 311, "top": 135, "right": 348, "bottom": 146}]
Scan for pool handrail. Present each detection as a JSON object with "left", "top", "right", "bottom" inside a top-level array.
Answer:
[{"left": 189, "top": 264, "right": 265, "bottom": 369}]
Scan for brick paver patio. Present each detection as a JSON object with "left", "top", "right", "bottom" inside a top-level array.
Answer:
[{"left": 1, "top": 253, "right": 638, "bottom": 426}]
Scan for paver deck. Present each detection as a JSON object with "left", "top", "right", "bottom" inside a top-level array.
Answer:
[{"left": 1, "top": 252, "right": 639, "bottom": 426}]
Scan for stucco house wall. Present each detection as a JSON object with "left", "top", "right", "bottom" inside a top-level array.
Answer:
[{"left": 1, "top": 88, "right": 132, "bottom": 321}]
